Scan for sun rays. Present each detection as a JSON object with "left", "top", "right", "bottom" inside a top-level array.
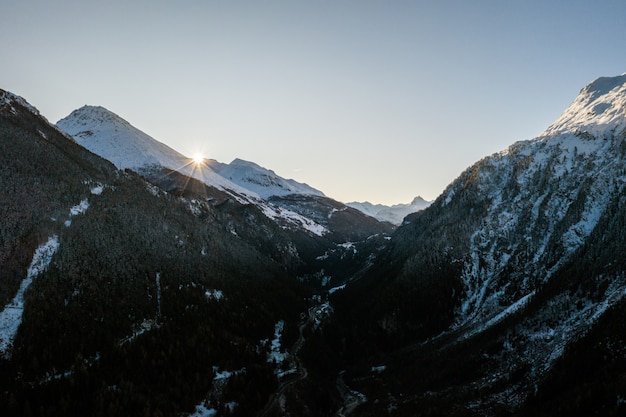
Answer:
[{"left": 192, "top": 153, "right": 204, "bottom": 165}]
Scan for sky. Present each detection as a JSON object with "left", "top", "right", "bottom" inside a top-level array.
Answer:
[{"left": 1, "top": 1, "right": 625, "bottom": 205}]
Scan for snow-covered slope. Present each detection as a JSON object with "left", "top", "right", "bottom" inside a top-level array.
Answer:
[
  {"left": 56, "top": 106, "right": 248, "bottom": 195},
  {"left": 436, "top": 73, "right": 626, "bottom": 332},
  {"left": 347, "top": 196, "right": 431, "bottom": 225},
  {"left": 212, "top": 158, "right": 325, "bottom": 199}
]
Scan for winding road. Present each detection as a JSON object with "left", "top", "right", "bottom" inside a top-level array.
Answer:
[
  {"left": 258, "top": 304, "right": 366, "bottom": 416},
  {"left": 334, "top": 371, "right": 367, "bottom": 417},
  {"left": 257, "top": 306, "right": 317, "bottom": 417}
]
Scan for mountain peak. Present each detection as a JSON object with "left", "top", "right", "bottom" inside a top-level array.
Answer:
[
  {"left": 229, "top": 158, "right": 262, "bottom": 168},
  {"left": 62, "top": 105, "right": 133, "bottom": 130},
  {"left": 542, "top": 73, "right": 626, "bottom": 137},
  {"left": 410, "top": 195, "right": 428, "bottom": 205},
  {"left": 57, "top": 105, "right": 183, "bottom": 172}
]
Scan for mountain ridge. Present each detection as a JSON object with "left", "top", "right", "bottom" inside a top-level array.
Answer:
[
  {"left": 212, "top": 157, "right": 325, "bottom": 199},
  {"left": 56, "top": 106, "right": 331, "bottom": 202}
]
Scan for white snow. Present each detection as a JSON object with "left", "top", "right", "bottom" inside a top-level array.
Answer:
[
  {"left": 188, "top": 403, "right": 217, "bottom": 417},
  {"left": 461, "top": 291, "right": 535, "bottom": 341},
  {"left": 70, "top": 199, "right": 90, "bottom": 216},
  {"left": 339, "top": 242, "right": 356, "bottom": 252},
  {"left": 267, "top": 320, "right": 288, "bottom": 366},
  {"left": 329, "top": 284, "right": 346, "bottom": 294},
  {"left": 90, "top": 184, "right": 104, "bottom": 195},
  {"left": 119, "top": 319, "right": 159, "bottom": 346},
  {"left": 442, "top": 188, "right": 455, "bottom": 207},
  {"left": 65, "top": 198, "right": 90, "bottom": 227},
  {"left": 371, "top": 365, "right": 387, "bottom": 373},
  {"left": 224, "top": 402, "right": 238, "bottom": 412},
  {"left": 0, "top": 236, "right": 60, "bottom": 358},
  {"left": 213, "top": 369, "right": 233, "bottom": 381},
  {"left": 259, "top": 202, "right": 328, "bottom": 236},
  {"left": 205, "top": 289, "right": 224, "bottom": 301}
]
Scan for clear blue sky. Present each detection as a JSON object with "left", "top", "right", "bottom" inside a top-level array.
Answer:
[{"left": 1, "top": 1, "right": 625, "bottom": 204}]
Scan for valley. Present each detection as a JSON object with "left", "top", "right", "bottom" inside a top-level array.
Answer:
[{"left": 2, "top": 73, "right": 626, "bottom": 416}]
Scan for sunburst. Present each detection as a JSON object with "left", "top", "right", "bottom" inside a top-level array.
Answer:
[{"left": 192, "top": 153, "right": 204, "bottom": 165}]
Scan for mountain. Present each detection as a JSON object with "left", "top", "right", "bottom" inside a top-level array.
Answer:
[
  {"left": 57, "top": 106, "right": 326, "bottom": 201},
  {"left": 56, "top": 106, "right": 366, "bottom": 237},
  {"left": 347, "top": 196, "right": 431, "bottom": 225},
  {"left": 5, "top": 72, "right": 626, "bottom": 416},
  {"left": 0, "top": 88, "right": 398, "bottom": 416},
  {"left": 328, "top": 73, "right": 626, "bottom": 416},
  {"left": 56, "top": 105, "right": 393, "bottom": 276},
  {"left": 212, "top": 158, "right": 325, "bottom": 199},
  {"left": 0, "top": 89, "right": 314, "bottom": 416},
  {"left": 56, "top": 105, "right": 249, "bottom": 196}
]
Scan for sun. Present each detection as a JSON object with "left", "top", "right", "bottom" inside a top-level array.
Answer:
[{"left": 192, "top": 153, "right": 204, "bottom": 165}]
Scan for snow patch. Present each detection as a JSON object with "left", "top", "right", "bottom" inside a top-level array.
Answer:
[
  {"left": 267, "top": 320, "right": 288, "bottom": 367},
  {"left": 189, "top": 403, "right": 217, "bottom": 417},
  {"left": 205, "top": 290, "right": 224, "bottom": 301},
  {"left": 260, "top": 203, "right": 328, "bottom": 236},
  {"left": 0, "top": 236, "right": 60, "bottom": 358},
  {"left": 89, "top": 183, "right": 106, "bottom": 195},
  {"left": 371, "top": 365, "right": 387, "bottom": 373},
  {"left": 65, "top": 199, "right": 90, "bottom": 227},
  {"left": 329, "top": 284, "right": 346, "bottom": 294}
]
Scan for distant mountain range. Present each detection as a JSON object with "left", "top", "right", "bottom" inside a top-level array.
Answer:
[{"left": 347, "top": 196, "right": 431, "bottom": 225}]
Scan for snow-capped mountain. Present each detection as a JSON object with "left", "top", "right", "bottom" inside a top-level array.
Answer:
[
  {"left": 212, "top": 158, "right": 325, "bottom": 199},
  {"left": 57, "top": 106, "right": 330, "bottom": 203},
  {"left": 56, "top": 105, "right": 380, "bottom": 240},
  {"left": 337, "top": 73, "right": 626, "bottom": 415},
  {"left": 56, "top": 106, "right": 249, "bottom": 195},
  {"left": 347, "top": 196, "right": 431, "bottom": 225},
  {"left": 395, "top": 72, "right": 626, "bottom": 334}
]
